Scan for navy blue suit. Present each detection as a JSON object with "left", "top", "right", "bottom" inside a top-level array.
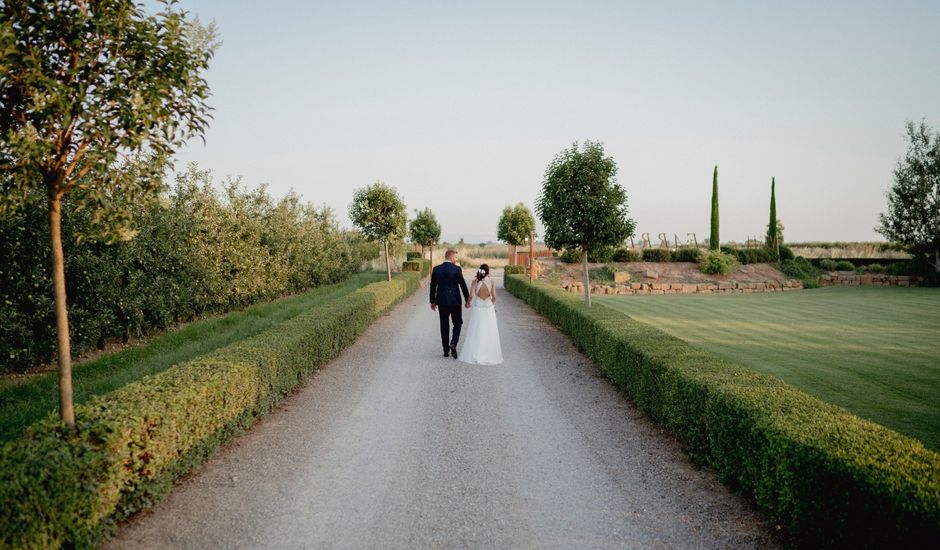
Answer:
[{"left": 430, "top": 261, "right": 470, "bottom": 351}]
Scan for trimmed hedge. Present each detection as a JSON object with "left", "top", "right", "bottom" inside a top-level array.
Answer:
[
  {"left": 641, "top": 248, "right": 673, "bottom": 262},
  {"left": 406, "top": 251, "right": 423, "bottom": 261},
  {"left": 504, "top": 265, "right": 525, "bottom": 275},
  {"left": 0, "top": 272, "right": 423, "bottom": 549},
  {"left": 504, "top": 275, "right": 940, "bottom": 547},
  {"left": 402, "top": 259, "right": 431, "bottom": 278}
]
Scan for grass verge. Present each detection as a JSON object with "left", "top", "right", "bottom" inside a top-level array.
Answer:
[
  {"left": 505, "top": 275, "right": 940, "bottom": 547},
  {"left": 0, "top": 272, "right": 384, "bottom": 442}
]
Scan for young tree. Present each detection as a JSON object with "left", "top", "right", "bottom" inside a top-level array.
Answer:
[
  {"left": 878, "top": 120, "right": 940, "bottom": 274},
  {"left": 496, "top": 202, "right": 536, "bottom": 264},
  {"left": 408, "top": 207, "right": 441, "bottom": 261},
  {"left": 766, "top": 177, "right": 779, "bottom": 259},
  {"left": 536, "top": 141, "right": 635, "bottom": 306},
  {"left": 710, "top": 166, "right": 720, "bottom": 250},
  {"left": 0, "top": 1, "right": 215, "bottom": 425},
  {"left": 349, "top": 182, "right": 407, "bottom": 281}
]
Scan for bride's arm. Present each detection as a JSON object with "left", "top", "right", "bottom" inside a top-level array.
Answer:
[
  {"left": 468, "top": 280, "right": 476, "bottom": 305},
  {"left": 491, "top": 280, "right": 496, "bottom": 305}
]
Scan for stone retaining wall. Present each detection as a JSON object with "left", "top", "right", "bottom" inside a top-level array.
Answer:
[
  {"left": 820, "top": 273, "right": 918, "bottom": 287},
  {"left": 562, "top": 280, "right": 803, "bottom": 295}
]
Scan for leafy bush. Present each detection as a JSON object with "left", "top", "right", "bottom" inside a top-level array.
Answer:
[
  {"left": 721, "top": 246, "right": 773, "bottom": 264},
  {"left": 698, "top": 250, "right": 737, "bottom": 275},
  {"left": 672, "top": 247, "right": 703, "bottom": 263},
  {"left": 642, "top": 248, "right": 673, "bottom": 262},
  {"left": 560, "top": 248, "right": 581, "bottom": 263},
  {"left": 0, "top": 272, "right": 422, "bottom": 548},
  {"left": 886, "top": 262, "right": 912, "bottom": 276},
  {"left": 503, "top": 275, "right": 940, "bottom": 547},
  {"left": 611, "top": 248, "right": 640, "bottom": 262},
  {"left": 401, "top": 260, "right": 431, "bottom": 277},
  {"left": 504, "top": 265, "right": 525, "bottom": 275},
  {"left": 405, "top": 251, "right": 423, "bottom": 260},
  {"left": 778, "top": 245, "right": 795, "bottom": 261},
  {"left": 819, "top": 259, "right": 839, "bottom": 271},
  {"left": 588, "top": 266, "right": 618, "bottom": 283},
  {"left": 0, "top": 167, "right": 374, "bottom": 373},
  {"left": 779, "top": 257, "right": 820, "bottom": 288},
  {"left": 867, "top": 263, "right": 886, "bottom": 273},
  {"left": 836, "top": 260, "right": 856, "bottom": 271}
]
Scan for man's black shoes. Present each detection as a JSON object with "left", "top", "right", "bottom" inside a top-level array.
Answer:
[
  {"left": 450, "top": 345, "right": 458, "bottom": 358},
  {"left": 443, "top": 348, "right": 450, "bottom": 357}
]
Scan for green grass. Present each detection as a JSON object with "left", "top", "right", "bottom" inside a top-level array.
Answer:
[
  {"left": 0, "top": 272, "right": 384, "bottom": 441},
  {"left": 596, "top": 286, "right": 940, "bottom": 451}
]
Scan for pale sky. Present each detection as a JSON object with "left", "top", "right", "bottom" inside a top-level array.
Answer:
[{"left": 162, "top": 0, "right": 940, "bottom": 244}]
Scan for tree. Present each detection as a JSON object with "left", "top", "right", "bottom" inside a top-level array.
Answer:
[
  {"left": 0, "top": 1, "right": 215, "bottom": 425},
  {"left": 766, "top": 177, "right": 779, "bottom": 259},
  {"left": 710, "top": 166, "right": 720, "bottom": 250},
  {"left": 536, "top": 141, "right": 635, "bottom": 306},
  {"left": 497, "top": 202, "right": 536, "bottom": 264},
  {"left": 408, "top": 207, "right": 441, "bottom": 261},
  {"left": 878, "top": 120, "right": 940, "bottom": 274},
  {"left": 349, "top": 182, "right": 407, "bottom": 281}
]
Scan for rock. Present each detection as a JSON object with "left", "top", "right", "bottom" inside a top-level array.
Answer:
[
  {"left": 643, "top": 270, "right": 659, "bottom": 280},
  {"left": 614, "top": 271, "right": 631, "bottom": 284}
]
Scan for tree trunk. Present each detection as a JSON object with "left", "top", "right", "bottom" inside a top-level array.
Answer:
[
  {"left": 49, "top": 194, "right": 75, "bottom": 426},
  {"left": 429, "top": 243, "right": 434, "bottom": 264},
  {"left": 582, "top": 250, "right": 591, "bottom": 307},
  {"left": 384, "top": 239, "right": 392, "bottom": 281},
  {"left": 529, "top": 232, "right": 535, "bottom": 283}
]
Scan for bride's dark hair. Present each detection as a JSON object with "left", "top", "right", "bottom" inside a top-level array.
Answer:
[{"left": 475, "top": 264, "right": 489, "bottom": 282}]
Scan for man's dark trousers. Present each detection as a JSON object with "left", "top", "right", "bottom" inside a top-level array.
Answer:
[{"left": 429, "top": 261, "right": 470, "bottom": 353}]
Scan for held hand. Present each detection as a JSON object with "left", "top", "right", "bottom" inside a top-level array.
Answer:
[
  {"left": 430, "top": 303, "right": 437, "bottom": 311},
  {"left": 465, "top": 301, "right": 471, "bottom": 309}
]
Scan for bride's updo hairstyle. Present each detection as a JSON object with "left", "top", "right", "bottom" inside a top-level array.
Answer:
[{"left": 476, "top": 264, "right": 490, "bottom": 282}]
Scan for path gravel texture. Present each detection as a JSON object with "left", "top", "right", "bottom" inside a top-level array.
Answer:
[{"left": 107, "top": 272, "right": 777, "bottom": 549}]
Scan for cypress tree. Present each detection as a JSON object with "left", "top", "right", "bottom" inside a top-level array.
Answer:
[
  {"left": 709, "top": 166, "right": 720, "bottom": 250},
  {"left": 767, "top": 177, "right": 778, "bottom": 259}
]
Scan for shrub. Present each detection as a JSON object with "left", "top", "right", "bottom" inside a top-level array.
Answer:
[
  {"left": 503, "top": 275, "right": 940, "bottom": 547},
  {"left": 611, "top": 248, "right": 640, "bottom": 262},
  {"left": 672, "top": 247, "right": 703, "bottom": 263},
  {"left": 867, "top": 263, "right": 886, "bottom": 273},
  {"left": 401, "top": 260, "right": 430, "bottom": 277},
  {"left": 0, "top": 272, "right": 422, "bottom": 548},
  {"left": 560, "top": 248, "right": 581, "bottom": 263},
  {"left": 642, "top": 248, "right": 673, "bottom": 262},
  {"left": 721, "top": 246, "right": 773, "bottom": 264},
  {"left": 886, "top": 262, "right": 911, "bottom": 276},
  {"left": 405, "top": 251, "right": 423, "bottom": 261},
  {"left": 819, "top": 259, "right": 839, "bottom": 271},
  {"left": 835, "top": 260, "right": 856, "bottom": 271},
  {"left": 698, "top": 250, "right": 737, "bottom": 275},
  {"left": 779, "top": 257, "right": 820, "bottom": 288},
  {"left": 778, "top": 245, "right": 795, "bottom": 260},
  {"left": 588, "top": 266, "right": 618, "bottom": 283},
  {"left": 504, "top": 265, "right": 526, "bottom": 275}
]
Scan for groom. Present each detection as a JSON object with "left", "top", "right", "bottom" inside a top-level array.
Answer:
[{"left": 429, "top": 249, "right": 471, "bottom": 358}]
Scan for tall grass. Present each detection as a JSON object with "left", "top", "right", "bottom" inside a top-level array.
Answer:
[{"left": 788, "top": 241, "right": 910, "bottom": 259}]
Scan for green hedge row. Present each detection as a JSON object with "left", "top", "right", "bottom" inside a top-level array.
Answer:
[
  {"left": 402, "top": 259, "right": 431, "bottom": 278},
  {"left": 504, "top": 265, "right": 526, "bottom": 275},
  {"left": 0, "top": 271, "right": 423, "bottom": 549},
  {"left": 504, "top": 275, "right": 940, "bottom": 547}
]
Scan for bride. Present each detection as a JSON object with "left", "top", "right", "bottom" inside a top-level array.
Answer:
[{"left": 458, "top": 264, "right": 503, "bottom": 365}]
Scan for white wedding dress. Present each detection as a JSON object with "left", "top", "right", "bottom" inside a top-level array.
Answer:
[{"left": 458, "top": 276, "right": 503, "bottom": 365}]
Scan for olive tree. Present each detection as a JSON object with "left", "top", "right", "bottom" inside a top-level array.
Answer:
[
  {"left": 0, "top": 0, "right": 215, "bottom": 425},
  {"left": 497, "top": 202, "right": 536, "bottom": 262},
  {"left": 408, "top": 207, "right": 441, "bottom": 261},
  {"left": 349, "top": 182, "right": 407, "bottom": 281},
  {"left": 536, "top": 141, "right": 635, "bottom": 306},
  {"left": 878, "top": 120, "right": 940, "bottom": 275}
]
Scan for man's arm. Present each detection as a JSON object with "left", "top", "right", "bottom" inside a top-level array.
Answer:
[
  {"left": 429, "top": 269, "right": 438, "bottom": 310},
  {"left": 458, "top": 271, "right": 470, "bottom": 302}
]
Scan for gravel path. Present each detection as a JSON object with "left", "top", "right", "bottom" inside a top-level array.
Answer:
[{"left": 107, "top": 273, "right": 777, "bottom": 549}]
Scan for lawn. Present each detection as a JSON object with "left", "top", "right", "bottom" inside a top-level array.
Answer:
[
  {"left": 0, "top": 272, "right": 384, "bottom": 441},
  {"left": 596, "top": 286, "right": 940, "bottom": 451}
]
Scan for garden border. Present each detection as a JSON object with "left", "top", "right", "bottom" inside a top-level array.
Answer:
[
  {"left": 0, "top": 267, "right": 427, "bottom": 549},
  {"left": 504, "top": 274, "right": 939, "bottom": 547}
]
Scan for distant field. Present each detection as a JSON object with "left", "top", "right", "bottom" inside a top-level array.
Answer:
[{"left": 596, "top": 286, "right": 940, "bottom": 451}]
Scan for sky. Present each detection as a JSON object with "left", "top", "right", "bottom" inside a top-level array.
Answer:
[{"left": 158, "top": 0, "right": 940, "bottom": 244}]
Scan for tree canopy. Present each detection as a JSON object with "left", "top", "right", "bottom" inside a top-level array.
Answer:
[
  {"left": 0, "top": 0, "right": 216, "bottom": 425},
  {"left": 536, "top": 141, "right": 635, "bottom": 305},
  {"left": 349, "top": 182, "right": 407, "bottom": 280},
  {"left": 877, "top": 120, "right": 940, "bottom": 274},
  {"left": 408, "top": 207, "right": 441, "bottom": 248},
  {"left": 497, "top": 203, "right": 536, "bottom": 247}
]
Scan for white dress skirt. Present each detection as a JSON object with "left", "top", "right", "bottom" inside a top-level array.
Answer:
[{"left": 458, "top": 277, "right": 503, "bottom": 365}]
